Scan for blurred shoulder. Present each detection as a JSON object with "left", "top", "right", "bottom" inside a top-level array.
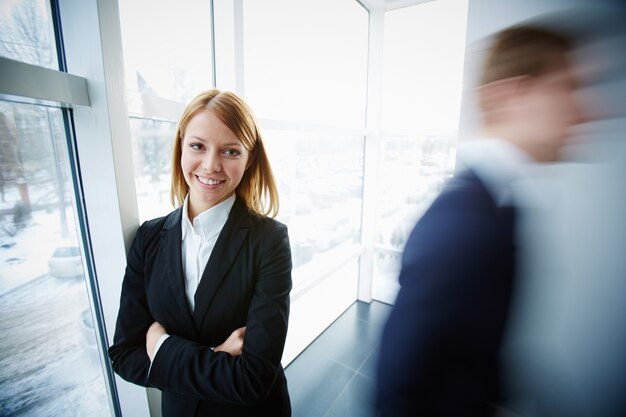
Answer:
[{"left": 431, "top": 169, "right": 495, "bottom": 212}]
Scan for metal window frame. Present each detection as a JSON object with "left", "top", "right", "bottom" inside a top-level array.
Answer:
[{"left": 0, "top": 57, "right": 90, "bottom": 107}]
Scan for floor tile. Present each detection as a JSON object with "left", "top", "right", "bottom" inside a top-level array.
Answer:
[
  {"left": 355, "top": 301, "right": 393, "bottom": 327},
  {"left": 286, "top": 300, "right": 391, "bottom": 417},
  {"left": 324, "top": 373, "right": 378, "bottom": 417},
  {"left": 357, "top": 347, "right": 380, "bottom": 380},
  {"left": 306, "top": 311, "right": 380, "bottom": 370},
  {"left": 286, "top": 347, "right": 355, "bottom": 417}
]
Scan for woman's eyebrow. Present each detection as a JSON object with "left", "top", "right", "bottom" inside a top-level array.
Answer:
[
  {"left": 187, "top": 135, "right": 207, "bottom": 142},
  {"left": 185, "top": 136, "right": 242, "bottom": 148}
]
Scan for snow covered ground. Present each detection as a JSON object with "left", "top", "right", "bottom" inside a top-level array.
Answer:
[
  {"left": 0, "top": 209, "right": 81, "bottom": 295},
  {"left": 0, "top": 207, "right": 111, "bottom": 416},
  {"left": 0, "top": 275, "right": 111, "bottom": 416}
]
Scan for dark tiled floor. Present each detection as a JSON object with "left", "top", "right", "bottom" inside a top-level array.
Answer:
[{"left": 285, "top": 300, "right": 393, "bottom": 417}]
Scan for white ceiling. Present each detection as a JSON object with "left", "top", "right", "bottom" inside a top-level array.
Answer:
[{"left": 358, "top": 0, "right": 435, "bottom": 12}]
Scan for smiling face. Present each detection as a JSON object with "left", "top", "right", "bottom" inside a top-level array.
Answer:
[{"left": 180, "top": 109, "right": 250, "bottom": 218}]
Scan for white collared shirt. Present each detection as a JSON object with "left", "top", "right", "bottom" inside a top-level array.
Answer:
[
  {"left": 456, "top": 138, "right": 533, "bottom": 207},
  {"left": 181, "top": 193, "right": 236, "bottom": 311},
  {"left": 150, "top": 193, "right": 235, "bottom": 368}
]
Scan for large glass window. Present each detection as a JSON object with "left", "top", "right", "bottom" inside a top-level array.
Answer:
[
  {"left": 381, "top": 0, "right": 469, "bottom": 132},
  {"left": 0, "top": 0, "right": 58, "bottom": 69},
  {"left": 372, "top": 134, "right": 456, "bottom": 304},
  {"left": 243, "top": 0, "right": 369, "bottom": 127},
  {"left": 118, "top": 0, "right": 214, "bottom": 222},
  {"left": 242, "top": 0, "right": 368, "bottom": 286},
  {"left": 0, "top": 102, "right": 113, "bottom": 416},
  {"left": 264, "top": 129, "right": 364, "bottom": 285},
  {"left": 243, "top": 0, "right": 369, "bottom": 364},
  {"left": 375, "top": 134, "right": 455, "bottom": 251},
  {"left": 373, "top": 0, "right": 468, "bottom": 303},
  {"left": 118, "top": 0, "right": 213, "bottom": 103},
  {"left": 129, "top": 117, "right": 177, "bottom": 222}
]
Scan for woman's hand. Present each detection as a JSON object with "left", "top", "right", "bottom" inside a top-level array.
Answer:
[
  {"left": 214, "top": 326, "right": 246, "bottom": 356},
  {"left": 146, "top": 321, "right": 166, "bottom": 361}
]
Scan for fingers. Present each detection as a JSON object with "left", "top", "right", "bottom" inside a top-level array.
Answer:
[
  {"left": 147, "top": 321, "right": 166, "bottom": 337},
  {"left": 232, "top": 326, "right": 246, "bottom": 338},
  {"left": 146, "top": 321, "right": 166, "bottom": 361},
  {"left": 214, "top": 326, "right": 247, "bottom": 356}
]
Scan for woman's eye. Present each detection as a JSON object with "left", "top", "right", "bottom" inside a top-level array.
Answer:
[
  {"left": 224, "top": 149, "right": 241, "bottom": 157},
  {"left": 190, "top": 143, "right": 203, "bottom": 151}
]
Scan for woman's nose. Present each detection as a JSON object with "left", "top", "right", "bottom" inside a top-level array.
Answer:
[{"left": 202, "top": 150, "right": 221, "bottom": 172}]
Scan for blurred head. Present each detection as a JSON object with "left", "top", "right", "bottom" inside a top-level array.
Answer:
[
  {"left": 478, "top": 26, "right": 585, "bottom": 162},
  {"left": 171, "top": 89, "right": 279, "bottom": 218}
]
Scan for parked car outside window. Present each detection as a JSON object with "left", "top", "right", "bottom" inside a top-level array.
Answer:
[{"left": 48, "top": 246, "right": 84, "bottom": 278}]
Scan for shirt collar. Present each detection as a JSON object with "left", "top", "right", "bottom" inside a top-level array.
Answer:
[
  {"left": 456, "top": 138, "right": 533, "bottom": 206},
  {"left": 181, "top": 193, "right": 236, "bottom": 240}
]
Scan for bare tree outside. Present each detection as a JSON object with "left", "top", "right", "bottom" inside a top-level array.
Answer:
[{"left": 0, "top": 0, "right": 70, "bottom": 237}]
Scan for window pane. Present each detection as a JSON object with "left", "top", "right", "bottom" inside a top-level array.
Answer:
[
  {"left": 0, "top": 102, "right": 112, "bottom": 416},
  {"left": 371, "top": 134, "right": 455, "bottom": 304},
  {"left": 0, "top": 0, "right": 59, "bottom": 69},
  {"left": 382, "top": 0, "right": 468, "bottom": 132},
  {"left": 129, "top": 117, "right": 177, "bottom": 222},
  {"left": 243, "top": 0, "right": 369, "bottom": 128},
  {"left": 264, "top": 129, "right": 364, "bottom": 286},
  {"left": 118, "top": 0, "right": 213, "bottom": 103},
  {"left": 375, "top": 134, "right": 455, "bottom": 251}
]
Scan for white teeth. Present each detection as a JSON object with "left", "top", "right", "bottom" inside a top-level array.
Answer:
[{"left": 197, "top": 176, "right": 223, "bottom": 185}]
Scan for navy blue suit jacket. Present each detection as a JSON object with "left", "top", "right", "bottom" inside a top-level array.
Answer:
[
  {"left": 108, "top": 198, "right": 292, "bottom": 417},
  {"left": 377, "top": 170, "right": 516, "bottom": 417}
]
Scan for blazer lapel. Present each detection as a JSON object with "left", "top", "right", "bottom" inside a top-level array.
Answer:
[
  {"left": 160, "top": 208, "right": 196, "bottom": 335},
  {"left": 192, "top": 199, "right": 251, "bottom": 329}
]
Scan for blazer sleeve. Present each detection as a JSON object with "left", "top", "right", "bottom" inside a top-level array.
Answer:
[
  {"left": 147, "top": 222, "right": 292, "bottom": 405},
  {"left": 108, "top": 222, "right": 154, "bottom": 386}
]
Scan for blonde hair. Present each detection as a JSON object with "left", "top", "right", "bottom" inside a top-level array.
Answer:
[{"left": 170, "top": 89, "right": 279, "bottom": 217}]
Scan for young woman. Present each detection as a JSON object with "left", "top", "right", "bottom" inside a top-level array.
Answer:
[{"left": 109, "top": 89, "right": 292, "bottom": 417}]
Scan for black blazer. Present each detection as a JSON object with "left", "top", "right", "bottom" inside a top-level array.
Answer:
[
  {"left": 376, "top": 170, "right": 517, "bottom": 417},
  {"left": 108, "top": 198, "right": 292, "bottom": 417}
]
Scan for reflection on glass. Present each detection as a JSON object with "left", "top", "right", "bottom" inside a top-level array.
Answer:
[
  {"left": 129, "top": 117, "right": 176, "bottom": 222},
  {"left": 0, "top": 102, "right": 111, "bottom": 416},
  {"left": 118, "top": 0, "right": 213, "bottom": 103},
  {"left": 243, "top": 0, "right": 368, "bottom": 127},
  {"left": 263, "top": 129, "right": 364, "bottom": 284},
  {"left": 0, "top": 0, "right": 58, "bottom": 69}
]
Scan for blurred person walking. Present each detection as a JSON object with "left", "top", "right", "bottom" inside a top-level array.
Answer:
[{"left": 376, "top": 24, "right": 584, "bottom": 417}]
